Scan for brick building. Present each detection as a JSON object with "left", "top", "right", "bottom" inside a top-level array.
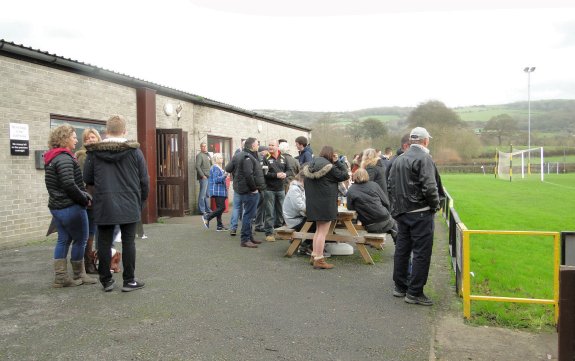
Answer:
[{"left": 0, "top": 40, "right": 310, "bottom": 248}]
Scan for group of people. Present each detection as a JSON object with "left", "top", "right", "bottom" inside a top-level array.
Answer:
[
  {"left": 196, "top": 136, "right": 310, "bottom": 246},
  {"left": 46, "top": 119, "right": 442, "bottom": 305},
  {"left": 45, "top": 115, "right": 149, "bottom": 293},
  {"left": 196, "top": 127, "right": 443, "bottom": 306}
]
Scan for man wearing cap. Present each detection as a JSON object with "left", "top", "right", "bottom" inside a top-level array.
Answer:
[{"left": 388, "top": 126, "right": 440, "bottom": 306}]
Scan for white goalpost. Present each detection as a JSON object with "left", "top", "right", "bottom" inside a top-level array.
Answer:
[{"left": 496, "top": 147, "right": 544, "bottom": 181}]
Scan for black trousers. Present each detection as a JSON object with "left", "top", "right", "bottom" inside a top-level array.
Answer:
[
  {"left": 207, "top": 196, "right": 226, "bottom": 228},
  {"left": 97, "top": 223, "right": 137, "bottom": 284},
  {"left": 393, "top": 211, "right": 435, "bottom": 296}
]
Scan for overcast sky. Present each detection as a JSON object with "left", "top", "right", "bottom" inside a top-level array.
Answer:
[{"left": 2, "top": 0, "right": 575, "bottom": 111}]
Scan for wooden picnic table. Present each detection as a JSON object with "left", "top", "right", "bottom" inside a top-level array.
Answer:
[{"left": 284, "top": 208, "right": 385, "bottom": 265}]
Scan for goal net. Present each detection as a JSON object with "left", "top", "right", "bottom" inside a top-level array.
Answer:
[{"left": 496, "top": 147, "right": 544, "bottom": 181}]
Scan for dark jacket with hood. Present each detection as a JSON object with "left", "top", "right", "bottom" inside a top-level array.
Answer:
[
  {"left": 297, "top": 145, "right": 313, "bottom": 166},
  {"left": 44, "top": 148, "right": 90, "bottom": 210},
  {"left": 302, "top": 157, "right": 349, "bottom": 221},
  {"left": 346, "top": 181, "right": 393, "bottom": 231},
  {"left": 226, "top": 147, "right": 265, "bottom": 195},
  {"left": 388, "top": 144, "right": 440, "bottom": 217},
  {"left": 83, "top": 140, "right": 149, "bottom": 225}
]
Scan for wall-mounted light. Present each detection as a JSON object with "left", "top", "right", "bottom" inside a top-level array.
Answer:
[
  {"left": 176, "top": 104, "right": 183, "bottom": 121},
  {"left": 163, "top": 103, "right": 174, "bottom": 116}
]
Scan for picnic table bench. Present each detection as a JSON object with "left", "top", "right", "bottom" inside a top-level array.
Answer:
[{"left": 283, "top": 210, "right": 386, "bottom": 265}]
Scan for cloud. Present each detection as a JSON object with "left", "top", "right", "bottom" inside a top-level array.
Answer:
[
  {"left": 188, "top": 0, "right": 575, "bottom": 16},
  {"left": 557, "top": 20, "right": 575, "bottom": 47},
  {"left": 0, "top": 22, "right": 32, "bottom": 41}
]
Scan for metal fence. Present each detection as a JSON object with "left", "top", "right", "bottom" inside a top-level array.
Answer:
[{"left": 441, "top": 187, "right": 561, "bottom": 323}]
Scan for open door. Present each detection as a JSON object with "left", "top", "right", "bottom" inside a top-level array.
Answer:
[{"left": 156, "top": 129, "right": 188, "bottom": 217}]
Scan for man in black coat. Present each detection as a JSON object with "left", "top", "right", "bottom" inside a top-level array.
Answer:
[
  {"left": 84, "top": 115, "right": 149, "bottom": 292},
  {"left": 388, "top": 127, "right": 440, "bottom": 306},
  {"left": 228, "top": 137, "right": 266, "bottom": 248}
]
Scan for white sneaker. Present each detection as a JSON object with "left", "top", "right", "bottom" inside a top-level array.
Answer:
[{"left": 141, "top": 234, "right": 148, "bottom": 239}]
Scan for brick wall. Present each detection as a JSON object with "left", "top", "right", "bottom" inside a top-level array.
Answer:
[
  {"left": 0, "top": 56, "right": 136, "bottom": 248},
  {"left": 0, "top": 55, "right": 309, "bottom": 247}
]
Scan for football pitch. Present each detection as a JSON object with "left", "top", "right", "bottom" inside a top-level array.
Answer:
[{"left": 441, "top": 173, "right": 575, "bottom": 329}]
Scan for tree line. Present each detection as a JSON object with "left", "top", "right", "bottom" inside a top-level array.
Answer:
[{"left": 308, "top": 100, "right": 575, "bottom": 165}]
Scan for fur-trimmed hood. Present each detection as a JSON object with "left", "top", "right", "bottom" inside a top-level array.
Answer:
[
  {"left": 86, "top": 140, "right": 140, "bottom": 152},
  {"left": 86, "top": 140, "right": 140, "bottom": 163},
  {"left": 302, "top": 157, "right": 333, "bottom": 180}
]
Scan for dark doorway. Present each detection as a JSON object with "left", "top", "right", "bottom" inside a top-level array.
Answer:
[{"left": 156, "top": 129, "right": 188, "bottom": 216}]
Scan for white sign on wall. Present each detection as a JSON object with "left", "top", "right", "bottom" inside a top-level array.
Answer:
[{"left": 9, "top": 123, "right": 30, "bottom": 156}]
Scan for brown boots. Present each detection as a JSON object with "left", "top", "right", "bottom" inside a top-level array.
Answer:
[
  {"left": 84, "top": 236, "right": 98, "bottom": 274},
  {"left": 71, "top": 260, "right": 97, "bottom": 284},
  {"left": 53, "top": 259, "right": 83, "bottom": 288},
  {"left": 312, "top": 257, "right": 334, "bottom": 270}
]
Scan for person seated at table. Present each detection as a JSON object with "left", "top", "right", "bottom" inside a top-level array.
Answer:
[
  {"left": 346, "top": 169, "right": 397, "bottom": 241},
  {"left": 282, "top": 172, "right": 316, "bottom": 255}
]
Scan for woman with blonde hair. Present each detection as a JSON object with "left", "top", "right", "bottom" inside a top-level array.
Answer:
[
  {"left": 202, "top": 153, "right": 229, "bottom": 231},
  {"left": 361, "top": 148, "right": 388, "bottom": 196},
  {"left": 347, "top": 168, "right": 397, "bottom": 240},
  {"left": 44, "top": 124, "right": 96, "bottom": 287},
  {"left": 75, "top": 128, "right": 102, "bottom": 274}
]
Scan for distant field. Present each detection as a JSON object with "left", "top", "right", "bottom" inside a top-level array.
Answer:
[
  {"left": 358, "top": 115, "right": 400, "bottom": 122},
  {"left": 441, "top": 174, "right": 575, "bottom": 329},
  {"left": 454, "top": 106, "right": 541, "bottom": 122}
]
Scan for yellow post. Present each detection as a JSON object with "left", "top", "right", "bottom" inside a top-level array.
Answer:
[
  {"left": 553, "top": 233, "right": 560, "bottom": 324},
  {"left": 463, "top": 230, "right": 471, "bottom": 319}
]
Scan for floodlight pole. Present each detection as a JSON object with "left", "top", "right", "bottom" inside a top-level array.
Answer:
[{"left": 523, "top": 66, "right": 536, "bottom": 175}]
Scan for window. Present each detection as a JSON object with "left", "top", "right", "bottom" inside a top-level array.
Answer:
[
  {"left": 207, "top": 136, "right": 232, "bottom": 168},
  {"left": 50, "top": 115, "right": 106, "bottom": 152}
]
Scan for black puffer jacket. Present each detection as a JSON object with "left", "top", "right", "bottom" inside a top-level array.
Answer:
[
  {"left": 44, "top": 148, "right": 89, "bottom": 210},
  {"left": 227, "top": 149, "right": 265, "bottom": 195},
  {"left": 83, "top": 140, "right": 149, "bottom": 225},
  {"left": 302, "top": 157, "right": 349, "bottom": 221},
  {"left": 388, "top": 145, "right": 440, "bottom": 217},
  {"left": 346, "top": 181, "right": 391, "bottom": 225}
]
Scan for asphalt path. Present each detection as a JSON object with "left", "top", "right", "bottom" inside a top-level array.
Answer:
[{"left": 0, "top": 214, "right": 452, "bottom": 361}]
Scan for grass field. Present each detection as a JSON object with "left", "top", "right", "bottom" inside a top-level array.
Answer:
[
  {"left": 441, "top": 173, "right": 575, "bottom": 330},
  {"left": 454, "top": 106, "right": 540, "bottom": 122}
]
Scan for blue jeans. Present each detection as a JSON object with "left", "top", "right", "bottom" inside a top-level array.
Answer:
[
  {"left": 50, "top": 204, "right": 89, "bottom": 261},
  {"left": 198, "top": 178, "right": 212, "bottom": 214},
  {"left": 393, "top": 210, "right": 435, "bottom": 296},
  {"left": 239, "top": 192, "right": 260, "bottom": 243},
  {"left": 230, "top": 192, "right": 243, "bottom": 231},
  {"left": 263, "top": 190, "right": 285, "bottom": 235}
]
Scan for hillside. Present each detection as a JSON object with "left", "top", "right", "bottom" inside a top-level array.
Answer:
[{"left": 255, "top": 99, "right": 575, "bottom": 133}]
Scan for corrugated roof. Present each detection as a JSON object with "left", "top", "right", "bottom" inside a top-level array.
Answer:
[{"left": 0, "top": 39, "right": 310, "bottom": 131}]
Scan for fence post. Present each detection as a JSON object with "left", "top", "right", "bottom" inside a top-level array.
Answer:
[
  {"left": 462, "top": 230, "right": 471, "bottom": 318},
  {"left": 558, "top": 266, "right": 575, "bottom": 361}
]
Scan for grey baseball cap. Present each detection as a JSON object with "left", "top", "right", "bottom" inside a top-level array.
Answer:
[{"left": 410, "top": 127, "right": 432, "bottom": 140}]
